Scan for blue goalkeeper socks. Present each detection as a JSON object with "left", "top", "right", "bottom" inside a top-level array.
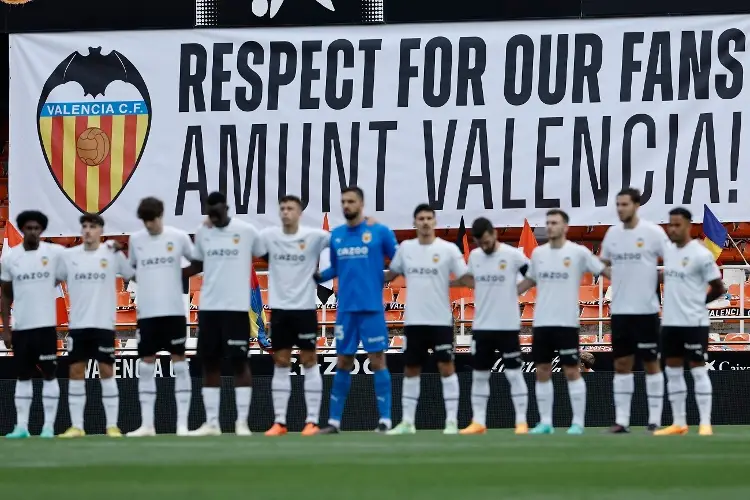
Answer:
[
  {"left": 373, "top": 368, "right": 392, "bottom": 424},
  {"left": 328, "top": 368, "right": 352, "bottom": 427}
]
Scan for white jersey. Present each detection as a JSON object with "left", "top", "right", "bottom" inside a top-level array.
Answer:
[
  {"left": 601, "top": 220, "right": 669, "bottom": 315},
  {"left": 58, "top": 245, "right": 135, "bottom": 330},
  {"left": 261, "top": 226, "right": 330, "bottom": 311},
  {"left": 390, "top": 237, "right": 468, "bottom": 327},
  {"left": 0, "top": 242, "right": 65, "bottom": 330},
  {"left": 193, "top": 218, "right": 264, "bottom": 312},
  {"left": 662, "top": 239, "right": 722, "bottom": 327},
  {"left": 467, "top": 244, "right": 529, "bottom": 331},
  {"left": 527, "top": 241, "right": 605, "bottom": 328},
  {"left": 128, "top": 226, "right": 194, "bottom": 319}
]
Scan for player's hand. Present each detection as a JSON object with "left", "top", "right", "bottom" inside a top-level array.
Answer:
[
  {"left": 2, "top": 329, "right": 11, "bottom": 350},
  {"left": 106, "top": 240, "right": 123, "bottom": 252},
  {"left": 365, "top": 216, "right": 378, "bottom": 226}
]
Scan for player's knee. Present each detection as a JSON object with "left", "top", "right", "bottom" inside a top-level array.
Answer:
[
  {"left": 202, "top": 357, "right": 221, "bottom": 373},
  {"left": 367, "top": 352, "right": 386, "bottom": 371},
  {"left": 142, "top": 355, "right": 157, "bottom": 364},
  {"left": 404, "top": 365, "right": 421, "bottom": 377},
  {"left": 274, "top": 350, "right": 293, "bottom": 368},
  {"left": 69, "top": 362, "right": 86, "bottom": 380},
  {"left": 563, "top": 365, "right": 581, "bottom": 381},
  {"left": 664, "top": 357, "right": 683, "bottom": 368},
  {"left": 337, "top": 356, "right": 355, "bottom": 371},
  {"left": 614, "top": 356, "right": 634, "bottom": 373},
  {"left": 230, "top": 358, "right": 249, "bottom": 377},
  {"left": 536, "top": 364, "right": 552, "bottom": 381},
  {"left": 642, "top": 360, "right": 661, "bottom": 375},
  {"left": 298, "top": 350, "right": 316, "bottom": 368},
  {"left": 437, "top": 361, "right": 455, "bottom": 377},
  {"left": 99, "top": 362, "right": 115, "bottom": 379}
]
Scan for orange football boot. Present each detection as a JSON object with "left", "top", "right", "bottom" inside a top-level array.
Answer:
[
  {"left": 264, "top": 423, "right": 288, "bottom": 436},
  {"left": 301, "top": 423, "right": 320, "bottom": 436},
  {"left": 653, "top": 424, "right": 689, "bottom": 436},
  {"left": 459, "top": 422, "right": 487, "bottom": 435}
]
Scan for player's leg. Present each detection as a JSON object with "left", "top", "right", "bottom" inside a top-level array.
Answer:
[
  {"left": 654, "top": 327, "right": 689, "bottom": 436},
  {"left": 558, "top": 328, "right": 586, "bottom": 435},
  {"left": 610, "top": 315, "right": 636, "bottom": 433},
  {"left": 500, "top": 332, "right": 529, "bottom": 434},
  {"left": 529, "top": 328, "right": 555, "bottom": 434},
  {"left": 266, "top": 311, "right": 293, "bottom": 436},
  {"left": 640, "top": 314, "right": 664, "bottom": 432},
  {"left": 168, "top": 316, "right": 191, "bottom": 436},
  {"left": 319, "top": 313, "right": 356, "bottom": 434},
  {"left": 7, "top": 330, "right": 33, "bottom": 439},
  {"left": 434, "top": 326, "right": 459, "bottom": 434},
  {"left": 461, "top": 331, "right": 493, "bottom": 435},
  {"left": 228, "top": 312, "right": 253, "bottom": 436},
  {"left": 60, "top": 331, "right": 90, "bottom": 438},
  {"left": 361, "top": 312, "right": 392, "bottom": 433},
  {"left": 297, "top": 310, "right": 323, "bottom": 436},
  {"left": 128, "top": 319, "right": 159, "bottom": 437},
  {"left": 686, "top": 327, "right": 712, "bottom": 436},
  {"left": 387, "top": 326, "right": 425, "bottom": 435},
  {"left": 96, "top": 329, "right": 121, "bottom": 437},
  {"left": 38, "top": 327, "right": 60, "bottom": 438},
  {"left": 189, "top": 311, "right": 223, "bottom": 436}
]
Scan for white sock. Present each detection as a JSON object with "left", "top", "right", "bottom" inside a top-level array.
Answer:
[
  {"left": 42, "top": 379, "right": 60, "bottom": 431},
  {"left": 235, "top": 386, "right": 252, "bottom": 424},
  {"left": 303, "top": 365, "right": 322, "bottom": 424},
  {"left": 613, "top": 373, "right": 634, "bottom": 428},
  {"left": 470, "top": 370, "right": 490, "bottom": 427},
  {"left": 567, "top": 377, "right": 587, "bottom": 428},
  {"left": 665, "top": 366, "right": 687, "bottom": 427},
  {"left": 68, "top": 379, "right": 86, "bottom": 430},
  {"left": 100, "top": 377, "right": 119, "bottom": 429},
  {"left": 691, "top": 365, "right": 713, "bottom": 426},
  {"left": 506, "top": 368, "right": 529, "bottom": 425},
  {"left": 173, "top": 361, "right": 192, "bottom": 430},
  {"left": 202, "top": 387, "right": 220, "bottom": 427},
  {"left": 271, "top": 365, "right": 291, "bottom": 425},
  {"left": 535, "top": 380, "right": 553, "bottom": 426},
  {"left": 138, "top": 362, "right": 157, "bottom": 429},
  {"left": 645, "top": 372, "right": 664, "bottom": 427},
  {"left": 442, "top": 374, "right": 460, "bottom": 425},
  {"left": 14, "top": 380, "right": 33, "bottom": 431},
  {"left": 401, "top": 376, "right": 420, "bottom": 425}
]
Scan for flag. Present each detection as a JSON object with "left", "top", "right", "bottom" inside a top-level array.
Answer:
[
  {"left": 249, "top": 267, "right": 271, "bottom": 350},
  {"left": 455, "top": 216, "right": 470, "bottom": 261},
  {"left": 317, "top": 213, "right": 335, "bottom": 305},
  {"left": 518, "top": 219, "right": 538, "bottom": 259},
  {"left": 703, "top": 205, "right": 727, "bottom": 261},
  {"left": 1, "top": 221, "right": 22, "bottom": 258},
  {"left": 55, "top": 283, "right": 69, "bottom": 325}
]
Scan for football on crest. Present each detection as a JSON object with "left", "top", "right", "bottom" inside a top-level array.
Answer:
[{"left": 76, "top": 127, "right": 111, "bottom": 166}]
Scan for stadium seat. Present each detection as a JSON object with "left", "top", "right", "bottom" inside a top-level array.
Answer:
[
  {"left": 116, "top": 291, "right": 132, "bottom": 309},
  {"left": 115, "top": 277, "right": 125, "bottom": 292},
  {"left": 116, "top": 309, "right": 137, "bottom": 326},
  {"left": 519, "top": 288, "right": 536, "bottom": 305},
  {"left": 257, "top": 272, "right": 268, "bottom": 290},
  {"left": 390, "top": 335, "right": 404, "bottom": 349},
  {"left": 382, "top": 288, "right": 394, "bottom": 303},
  {"left": 520, "top": 304, "right": 534, "bottom": 321},
  {"left": 384, "top": 310, "right": 403, "bottom": 326},
  {"left": 0, "top": 205, "right": 8, "bottom": 222},
  {"left": 261, "top": 290, "right": 269, "bottom": 306},
  {"left": 578, "top": 285, "right": 600, "bottom": 304},
  {"left": 317, "top": 308, "right": 336, "bottom": 326},
  {"left": 519, "top": 335, "right": 532, "bottom": 345},
  {"left": 725, "top": 333, "right": 750, "bottom": 343},
  {"left": 458, "top": 304, "right": 475, "bottom": 322},
  {"left": 316, "top": 336, "right": 328, "bottom": 348},
  {"left": 580, "top": 334, "right": 597, "bottom": 345},
  {"left": 581, "top": 272, "right": 595, "bottom": 285},
  {"left": 580, "top": 305, "right": 609, "bottom": 323},
  {"left": 190, "top": 291, "right": 200, "bottom": 309},
  {"left": 396, "top": 288, "right": 407, "bottom": 306},
  {"left": 189, "top": 275, "right": 202, "bottom": 292}
]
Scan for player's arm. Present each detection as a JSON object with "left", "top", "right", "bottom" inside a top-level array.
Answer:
[
  {"left": 315, "top": 238, "right": 338, "bottom": 283},
  {"left": 703, "top": 256, "right": 726, "bottom": 304},
  {"left": 599, "top": 229, "right": 612, "bottom": 267},
  {"left": 183, "top": 231, "right": 204, "bottom": 278},
  {"left": 586, "top": 246, "right": 610, "bottom": 279},
  {"left": 448, "top": 245, "right": 471, "bottom": 286},
  {"left": 250, "top": 225, "right": 268, "bottom": 259},
  {"left": 517, "top": 250, "right": 537, "bottom": 295},
  {"left": 0, "top": 259, "right": 13, "bottom": 347},
  {"left": 385, "top": 242, "right": 405, "bottom": 284},
  {"left": 116, "top": 250, "right": 136, "bottom": 281}
]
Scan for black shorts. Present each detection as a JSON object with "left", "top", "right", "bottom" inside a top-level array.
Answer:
[
  {"left": 532, "top": 326, "right": 580, "bottom": 366},
  {"left": 198, "top": 310, "right": 251, "bottom": 360},
  {"left": 137, "top": 316, "right": 188, "bottom": 357},
  {"left": 611, "top": 314, "right": 660, "bottom": 362},
  {"left": 472, "top": 330, "right": 523, "bottom": 371},
  {"left": 12, "top": 327, "right": 58, "bottom": 379},
  {"left": 67, "top": 328, "right": 116, "bottom": 365},
  {"left": 270, "top": 309, "right": 317, "bottom": 351},
  {"left": 403, "top": 325, "right": 454, "bottom": 367},
  {"left": 661, "top": 326, "right": 709, "bottom": 363}
]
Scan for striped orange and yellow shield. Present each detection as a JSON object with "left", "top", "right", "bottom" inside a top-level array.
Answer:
[{"left": 38, "top": 100, "right": 149, "bottom": 214}]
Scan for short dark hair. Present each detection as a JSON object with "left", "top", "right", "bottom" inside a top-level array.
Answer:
[
  {"left": 669, "top": 207, "right": 692, "bottom": 221},
  {"left": 80, "top": 212, "right": 104, "bottom": 227},
  {"left": 413, "top": 203, "right": 434, "bottom": 218},
  {"left": 471, "top": 217, "right": 494, "bottom": 239},
  {"left": 341, "top": 186, "right": 364, "bottom": 201},
  {"left": 279, "top": 194, "right": 303, "bottom": 207},
  {"left": 617, "top": 187, "right": 642, "bottom": 204},
  {"left": 16, "top": 210, "right": 48, "bottom": 232},
  {"left": 207, "top": 191, "right": 227, "bottom": 206},
  {"left": 546, "top": 209, "right": 569, "bottom": 223},
  {"left": 137, "top": 197, "right": 164, "bottom": 221}
]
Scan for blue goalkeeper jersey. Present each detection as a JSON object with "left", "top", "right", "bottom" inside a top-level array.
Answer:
[{"left": 319, "top": 221, "right": 398, "bottom": 313}]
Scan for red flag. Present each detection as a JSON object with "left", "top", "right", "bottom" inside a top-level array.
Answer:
[
  {"left": 322, "top": 213, "right": 330, "bottom": 232},
  {"left": 518, "top": 219, "right": 538, "bottom": 258}
]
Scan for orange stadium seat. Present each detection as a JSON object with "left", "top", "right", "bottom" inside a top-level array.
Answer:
[
  {"left": 581, "top": 272, "right": 595, "bottom": 285},
  {"left": 519, "top": 335, "right": 532, "bottom": 345},
  {"left": 316, "top": 336, "right": 328, "bottom": 348},
  {"left": 390, "top": 335, "right": 405, "bottom": 349},
  {"left": 261, "top": 290, "right": 269, "bottom": 306},
  {"left": 459, "top": 305, "right": 475, "bottom": 322},
  {"left": 521, "top": 304, "right": 535, "bottom": 321},
  {"left": 116, "top": 291, "right": 132, "bottom": 309},
  {"left": 580, "top": 305, "right": 609, "bottom": 323},
  {"left": 317, "top": 308, "right": 336, "bottom": 325},
  {"left": 189, "top": 275, "right": 202, "bottom": 292},
  {"left": 519, "top": 288, "right": 535, "bottom": 305},
  {"left": 385, "top": 310, "right": 403, "bottom": 325},
  {"left": 115, "top": 309, "right": 136, "bottom": 326},
  {"left": 0, "top": 183, "right": 8, "bottom": 201},
  {"left": 115, "top": 277, "right": 125, "bottom": 292},
  {"left": 190, "top": 291, "right": 201, "bottom": 309},
  {"left": 396, "top": 288, "right": 407, "bottom": 306},
  {"left": 578, "top": 285, "right": 600, "bottom": 304},
  {"left": 382, "top": 288, "right": 394, "bottom": 303},
  {"left": 257, "top": 272, "right": 268, "bottom": 290}
]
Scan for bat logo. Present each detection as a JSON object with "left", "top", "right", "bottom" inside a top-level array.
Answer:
[{"left": 36, "top": 47, "right": 152, "bottom": 215}]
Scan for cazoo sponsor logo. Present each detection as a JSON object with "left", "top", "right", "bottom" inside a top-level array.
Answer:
[{"left": 288, "top": 355, "right": 376, "bottom": 375}]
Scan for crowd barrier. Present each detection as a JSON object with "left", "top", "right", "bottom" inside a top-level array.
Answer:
[{"left": 1, "top": 371, "right": 749, "bottom": 435}]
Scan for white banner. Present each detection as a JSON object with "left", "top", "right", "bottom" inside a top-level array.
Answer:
[{"left": 9, "top": 16, "right": 750, "bottom": 235}]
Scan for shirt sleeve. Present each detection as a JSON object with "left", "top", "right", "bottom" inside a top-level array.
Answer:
[
  {"left": 654, "top": 226, "right": 671, "bottom": 258},
  {"left": 250, "top": 225, "right": 266, "bottom": 257},
  {"left": 116, "top": 251, "right": 135, "bottom": 280},
  {"left": 583, "top": 245, "right": 605, "bottom": 275},
  {"left": 0, "top": 252, "right": 11, "bottom": 282},
  {"left": 319, "top": 230, "right": 331, "bottom": 251},
  {"left": 127, "top": 235, "right": 137, "bottom": 267},
  {"left": 181, "top": 231, "right": 195, "bottom": 261},
  {"left": 389, "top": 244, "right": 405, "bottom": 275},
  {"left": 56, "top": 253, "right": 68, "bottom": 281},
  {"left": 450, "top": 245, "right": 468, "bottom": 276},
  {"left": 526, "top": 250, "right": 539, "bottom": 282},
  {"left": 600, "top": 228, "right": 612, "bottom": 261},
  {"left": 465, "top": 252, "right": 475, "bottom": 276},
  {"left": 516, "top": 248, "right": 531, "bottom": 270},
  {"left": 192, "top": 229, "right": 205, "bottom": 261},
  {"left": 381, "top": 226, "right": 399, "bottom": 260},
  {"left": 701, "top": 252, "right": 722, "bottom": 283}
]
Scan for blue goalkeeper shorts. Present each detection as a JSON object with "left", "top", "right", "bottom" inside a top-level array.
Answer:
[{"left": 335, "top": 311, "right": 388, "bottom": 355}]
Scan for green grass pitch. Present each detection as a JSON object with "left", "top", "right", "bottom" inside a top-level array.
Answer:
[{"left": 1, "top": 428, "right": 749, "bottom": 499}]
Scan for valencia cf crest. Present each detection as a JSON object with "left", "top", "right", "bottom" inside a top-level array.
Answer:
[
  {"left": 432, "top": 254, "right": 440, "bottom": 263},
  {"left": 362, "top": 231, "right": 372, "bottom": 244},
  {"left": 298, "top": 240, "right": 306, "bottom": 250},
  {"left": 166, "top": 242, "right": 174, "bottom": 252},
  {"left": 41, "top": 256, "right": 49, "bottom": 266},
  {"left": 499, "top": 260, "right": 507, "bottom": 270},
  {"left": 36, "top": 47, "right": 152, "bottom": 215},
  {"left": 563, "top": 257, "right": 572, "bottom": 268},
  {"left": 100, "top": 258, "right": 108, "bottom": 269},
  {"left": 233, "top": 234, "right": 241, "bottom": 244},
  {"left": 682, "top": 257, "right": 690, "bottom": 267},
  {"left": 636, "top": 238, "right": 645, "bottom": 248}
]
